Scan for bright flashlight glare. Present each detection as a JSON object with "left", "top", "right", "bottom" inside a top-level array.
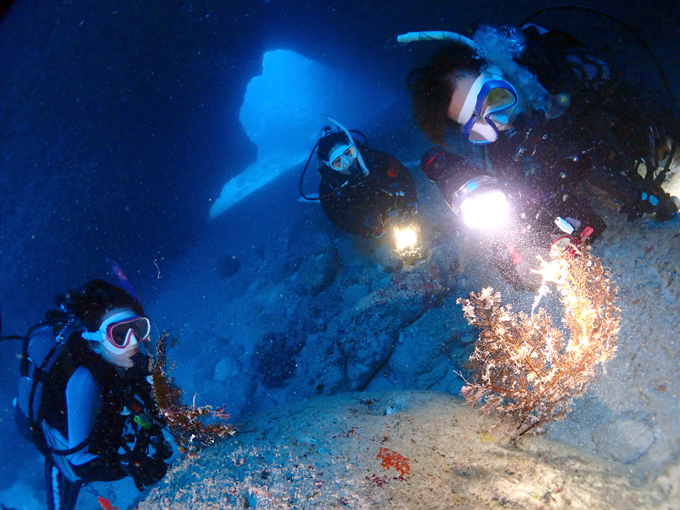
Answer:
[
  {"left": 395, "top": 226, "right": 417, "bottom": 251},
  {"left": 531, "top": 255, "right": 562, "bottom": 314},
  {"left": 460, "top": 189, "right": 509, "bottom": 229}
]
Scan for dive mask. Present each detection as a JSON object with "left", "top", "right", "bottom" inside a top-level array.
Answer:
[
  {"left": 324, "top": 117, "right": 370, "bottom": 177},
  {"left": 82, "top": 310, "right": 151, "bottom": 353},
  {"left": 457, "top": 67, "right": 519, "bottom": 144},
  {"left": 325, "top": 143, "right": 358, "bottom": 172}
]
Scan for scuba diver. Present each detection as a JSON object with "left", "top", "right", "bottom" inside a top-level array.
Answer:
[
  {"left": 404, "top": 21, "right": 680, "bottom": 223},
  {"left": 300, "top": 117, "right": 418, "bottom": 238},
  {"left": 13, "top": 277, "right": 172, "bottom": 510}
]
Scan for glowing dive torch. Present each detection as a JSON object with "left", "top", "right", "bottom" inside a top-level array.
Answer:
[
  {"left": 394, "top": 225, "right": 417, "bottom": 251},
  {"left": 451, "top": 176, "right": 510, "bottom": 230},
  {"left": 393, "top": 222, "right": 422, "bottom": 265}
]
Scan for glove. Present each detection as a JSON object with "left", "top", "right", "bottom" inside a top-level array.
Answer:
[
  {"left": 150, "top": 432, "right": 174, "bottom": 461},
  {"left": 653, "top": 194, "right": 679, "bottom": 222},
  {"left": 619, "top": 202, "right": 647, "bottom": 222},
  {"left": 620, "top": 190, "right": 679, "bottom": 222},
  {"left": 125, "top": 455, "right": 169, "bottom": 491}
]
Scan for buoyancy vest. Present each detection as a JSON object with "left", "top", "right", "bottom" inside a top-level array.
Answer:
[{"left": 16, "top": 325, "right": 148, "bottom": 459}]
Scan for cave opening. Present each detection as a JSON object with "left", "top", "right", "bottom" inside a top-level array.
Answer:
[{"left": 210, "top": 48, "right": 396, "bottom": 219}]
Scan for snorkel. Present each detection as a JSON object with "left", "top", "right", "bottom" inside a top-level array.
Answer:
[
  {"left": 385, "top": 31, "right": 477, "bottom": 50},
  {"left": 326, "top": 117, "right": 370, "bottom": 177},
  {"left": 106, "top": 258, "right": 144, "bottom": 310}
]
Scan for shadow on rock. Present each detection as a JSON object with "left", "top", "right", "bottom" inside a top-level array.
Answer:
[
  {"left": 252, "top": 332, "right": 307, "bottom": 388},
  {"left": 216, "top": 254, "right": 242, "bottom": 279}
]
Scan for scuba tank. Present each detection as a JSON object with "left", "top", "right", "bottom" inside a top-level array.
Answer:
[{"left": 14, "top": 304, "right": 85, "bottom": 454}]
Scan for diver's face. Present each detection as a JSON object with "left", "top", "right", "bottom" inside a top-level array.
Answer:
[
  {"left": 91, "top": 309, "right": 142, "bottom": 369},
  {"left": 448, "top": 73, "right": 520, "bottom": 129},
  {"left": 327, "top": 142, "right": 358, "bottom": 175},
  {"left": 447, "top": 72, "right": 521, "bottom": 143}
]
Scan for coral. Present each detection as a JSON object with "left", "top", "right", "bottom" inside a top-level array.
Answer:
[
  {"left": 376, "top": 447, "right": 411, "bottom": 478},
  {"left": 457, "top": 247, "right": 619, "bottom": 437},
  {"left": 151, "top": 333, "right": 236, "bottom": 452}
]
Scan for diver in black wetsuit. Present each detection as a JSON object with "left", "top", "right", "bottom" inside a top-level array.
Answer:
[
  {"left": 15, "top": 279, "right": 172, "bottom": 510},
  {"left": 304, "top": 118, "right": 418, "bottom": 238},
  {"left": 408, "top": 23, "right": 680, "bottom": 222}
]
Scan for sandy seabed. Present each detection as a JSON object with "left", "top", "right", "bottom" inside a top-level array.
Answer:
[{"left": 138, "top": 390, "right": 671, "bottom": 510}]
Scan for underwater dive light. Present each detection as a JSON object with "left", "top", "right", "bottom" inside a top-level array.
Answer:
[{"left": 394, "top": 226, "right": 418, "bottom": 252}]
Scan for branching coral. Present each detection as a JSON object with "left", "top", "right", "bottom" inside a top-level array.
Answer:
[
  {"left": 457, "top": 247, "right": 619, "bottom": 437},
  {"left": 151, "top": 333, "right": 236, "bottom": 452}
]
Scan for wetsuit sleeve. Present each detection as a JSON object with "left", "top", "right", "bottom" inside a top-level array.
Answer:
[
  {"left": 64, "top": 366, "right": 101, "bottom": 465},
  {"left": 421, "top": 146, "right": 482, "bottom": 208},
  {"left": 66, "top": 367, "right": 126, "bottom": 482}
]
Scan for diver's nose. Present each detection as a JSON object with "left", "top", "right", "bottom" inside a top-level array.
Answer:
[{"left": 127, "top": 330, "right": 140, "bottom": 347}]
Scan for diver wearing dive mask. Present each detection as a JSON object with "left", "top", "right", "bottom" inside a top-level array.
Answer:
[
  {"left": 309, "top": 117, "right": 419, "bottom": 238},
  {"left": 323, "top": 142, "right": 358, "bottom": 173},
  {"left": 408, "top": 23, "right": 678, "bottom": 222}
]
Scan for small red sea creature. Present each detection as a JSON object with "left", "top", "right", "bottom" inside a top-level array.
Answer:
[
  {"left": 376, "top": 447, "right": 411, "bottom": 477},
  {"left": 98, "top": 496, "right": 118, "bottom": 510}
]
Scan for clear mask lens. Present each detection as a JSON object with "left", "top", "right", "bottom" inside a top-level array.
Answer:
[
  {"left": 461, "top": 75, "right": 519, "bottom": 145},
  {"left": 329, "top": 144, "right": 357, "bottom": 170},
  {"left": 108, "top": 317, "right": 150, "bottom": 347},
  {"left": 483, "top": 88, "right": 515, "bottom": 112},
  {"left": 467, "top": 119, "right": 498, "bottom": 144}
]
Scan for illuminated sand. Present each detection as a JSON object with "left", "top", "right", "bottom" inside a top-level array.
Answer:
[{"left": 139, "top": 391, "right": 666, "bottom": 509}]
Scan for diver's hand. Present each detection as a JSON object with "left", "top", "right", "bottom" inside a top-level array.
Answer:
[
  {"left": 619, "top": 202, "right": 647, "bottom": 222},
  {"left": 150, "top": 432, "right": 174, "bottom": 461},
  {"left": 654, "top": 194, "right": 679, "bottom": 222},
  {"left": 125, "top": 455, "right": 169, "bottom": 491},
  {"left": 621, "top": 189, "right": 679, "bottom": 222}
]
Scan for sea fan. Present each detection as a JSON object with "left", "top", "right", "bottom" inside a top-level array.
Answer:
[{"left": 457, "top": 247, "right": 619, "bottom": 437}]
